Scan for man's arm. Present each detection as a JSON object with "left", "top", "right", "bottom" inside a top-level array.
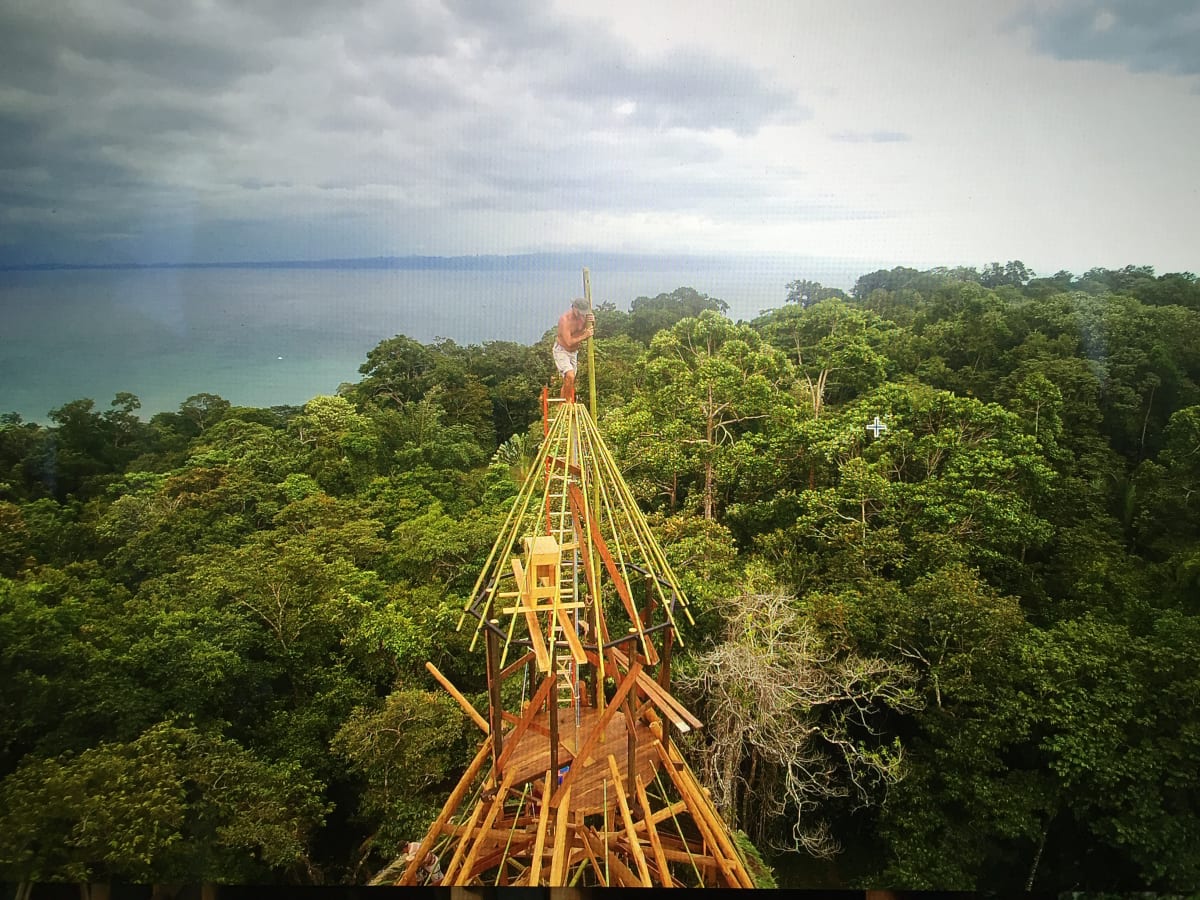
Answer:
[{"left": 557, "top": 313, "right": 594, "bottom": 351}]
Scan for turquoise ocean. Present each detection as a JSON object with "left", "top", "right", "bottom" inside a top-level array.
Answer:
[{"left": 0, "top": 256, "right": 855, "bottom": 423}]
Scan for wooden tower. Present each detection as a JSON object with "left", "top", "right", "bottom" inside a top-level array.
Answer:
[{"left": 375, "top": 394, "right": 755, "bottom": 889}]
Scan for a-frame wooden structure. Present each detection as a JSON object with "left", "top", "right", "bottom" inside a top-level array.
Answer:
[{"left": 377, "top": 387, "right": 754, "bottom": 888}]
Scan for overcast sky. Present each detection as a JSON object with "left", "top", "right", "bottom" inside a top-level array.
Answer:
[{"left": 1, "top": 0, "right": 1197, "bottom": 275}]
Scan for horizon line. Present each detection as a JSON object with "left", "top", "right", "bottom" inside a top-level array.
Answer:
[{"left": 0, "top": 249, "right": 849, "bottom": 273}]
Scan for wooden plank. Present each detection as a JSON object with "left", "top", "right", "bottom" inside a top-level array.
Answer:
[
  {"left": 392, "top": 735, "right": 493, "bottom": 885},
  {"left": 607, "top": 755, "right": 652, "bottom": 886},
  {"left": 635, "top": 669, "right": 702, "bottom": 732},
  {"left": 635, "top": 772, "right": 672, "bottom": 886},
  {"left": 548, "top": 785, "right": 573, "bottom": 885},
  {"left": 528, "top": 771, "right": 553, "bottom": 887},
  {"left": 425, "top": 661, "right": 489, "bottom": 734},
  {"left": 495, "top": 676, "right": 555, "bottom": 772},
  {"left": 554, "top": 604, "right": 588, "bottom": 665},
  {"left": 554, "top": 660, "right": 643, "bottom": 803},
  {"left": 501, "top": 601, "right": 584, "bottom": 615}
]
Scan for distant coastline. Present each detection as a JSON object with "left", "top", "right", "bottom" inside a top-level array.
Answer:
[{"left": 0, "top": 251, "right": 807, "bottom": 274}]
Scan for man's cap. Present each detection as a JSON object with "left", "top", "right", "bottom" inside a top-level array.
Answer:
[{"left": 571, "top": 297, "right": 589, "bottom": 311}]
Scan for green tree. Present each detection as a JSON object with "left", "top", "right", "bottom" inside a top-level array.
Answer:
[
  {"left": 606, "top": 311, "right": 795, "bottom": 520},
  {"left": 0, "top": 723, "right": 327, "bottom": 884}
]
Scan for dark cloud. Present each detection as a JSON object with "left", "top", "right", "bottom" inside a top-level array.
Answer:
[
  {"left": 0, "top": 0, "right": 806, "bottom": 264},
  {"left": 1019, "top": 0, "right": 1200, "bottom": 77},
  {"left": 553, "top": 47, "right": 800, "bottom": 136}
]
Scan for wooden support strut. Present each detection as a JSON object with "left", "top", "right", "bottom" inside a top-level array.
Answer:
[
  {"left": 425, "top": 661, "right": 489, "bottom": 735},
  {"left": 392, "top": 735, "right": 494, "bottom": 885},
  {"left": 485, "top": 619, "right": 505, "bottom": 770},
  {"left": 548, "top": 785, "right": 573, "bottom": 885},
  {"left": 635, "top": 773, "right": 673, "bottom": 886},
  {"left": 654, "top": 738, "right": 754, "bottom": 889},
  {"left": 458, "top": 767, "right": 517, "bottom": 882}
]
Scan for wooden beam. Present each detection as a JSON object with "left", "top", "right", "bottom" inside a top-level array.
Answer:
[
  {"left": 501, "top": 601, "right": 585, "bottom": 615},
  {"left": 610, "top": 647, "right": 702, "bottom": 732},
  {"left": 554, "top": 604, "right": 588, "bottom": 665},
  {"left": 425, "top": 662, "right": 489, "bottom": 734},
  {"left": 548, "top": 785, "right": 573, "bottom": 885},
  {"left": 635, "top": 773, "right": 672, "bottom": 887},
  {"left": 646, "top": 799, "right": 690, "bottom": 828},
  {"left": 391, "top": 735, "right": 493, "bottom": 885},
  {"left": 607, "top": 755, "right": 652, "bottom": 886},
  {"left": 485, "top": 619, "right": 505, "bottom": 769},
  {"left": 528, "top": 771, "right": 553, "bottom": 887},
  {"left": 581, "top": 826, "right": 640, "bottom": 888},
  {"left": 635, "top": 669, "right": 702, "bottom": 732}
]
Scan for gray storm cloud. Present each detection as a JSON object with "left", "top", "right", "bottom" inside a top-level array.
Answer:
[
  {"left": 1020, "top": 0, "right": 1200, "bottom": 77},
  {"left": 0, "top": 0, "right": 803, "bottom": 264}
]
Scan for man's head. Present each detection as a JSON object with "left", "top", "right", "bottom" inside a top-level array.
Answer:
[{"left": 571, "top": 297, "right": 589, "bottom": 316}]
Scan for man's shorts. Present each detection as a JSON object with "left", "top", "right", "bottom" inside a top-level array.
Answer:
[{"left": 553, "top": 342, "right": 578, "bottom": 376}]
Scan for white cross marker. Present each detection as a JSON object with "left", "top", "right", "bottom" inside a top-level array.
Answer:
[{"left": 866, "top": 416, "right": 888, "bottom": 438}]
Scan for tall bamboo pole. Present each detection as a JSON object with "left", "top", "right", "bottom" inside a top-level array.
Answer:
[{"left": 583, "top": 267, "right": 597, "bottom": 418}]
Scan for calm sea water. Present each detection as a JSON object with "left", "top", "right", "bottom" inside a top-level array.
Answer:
[{"left": 0, "top": 259, "right": 837, "bottom": 422}]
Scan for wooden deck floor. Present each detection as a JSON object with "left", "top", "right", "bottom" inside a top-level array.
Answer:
[{"left": 502, "top": 705, "right": 661, "bottom": 816}]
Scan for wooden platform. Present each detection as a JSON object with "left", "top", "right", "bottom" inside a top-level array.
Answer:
[{"left": 504, "top": 705, "right": 660, "bottom": 816}]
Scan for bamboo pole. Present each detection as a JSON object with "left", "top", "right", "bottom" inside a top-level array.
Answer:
[{"left": 583, "top": 267, "right": 597, "bottom": 418}]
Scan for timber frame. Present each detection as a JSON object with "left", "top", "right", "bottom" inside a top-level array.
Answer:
[{"left": 374, "top": 273, "right": 753, "bottom": 888}]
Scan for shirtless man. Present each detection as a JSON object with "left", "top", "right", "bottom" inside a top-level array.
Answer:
[{"left": 554, "top": 297, "right": 595, "bottom": 401}]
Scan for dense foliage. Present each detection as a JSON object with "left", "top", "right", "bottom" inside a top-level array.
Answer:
[{"left": 1, "top": 268, "right": 1197, "bottom": 890}]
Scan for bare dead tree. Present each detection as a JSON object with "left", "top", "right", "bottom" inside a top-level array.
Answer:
[{"left": 678, "top": 591, "right": 921, "bottom": 856}]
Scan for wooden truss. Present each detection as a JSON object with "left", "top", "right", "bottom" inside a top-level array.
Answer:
[{"left": 377, "top": 397, "right": 753, "bottom": 888}]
